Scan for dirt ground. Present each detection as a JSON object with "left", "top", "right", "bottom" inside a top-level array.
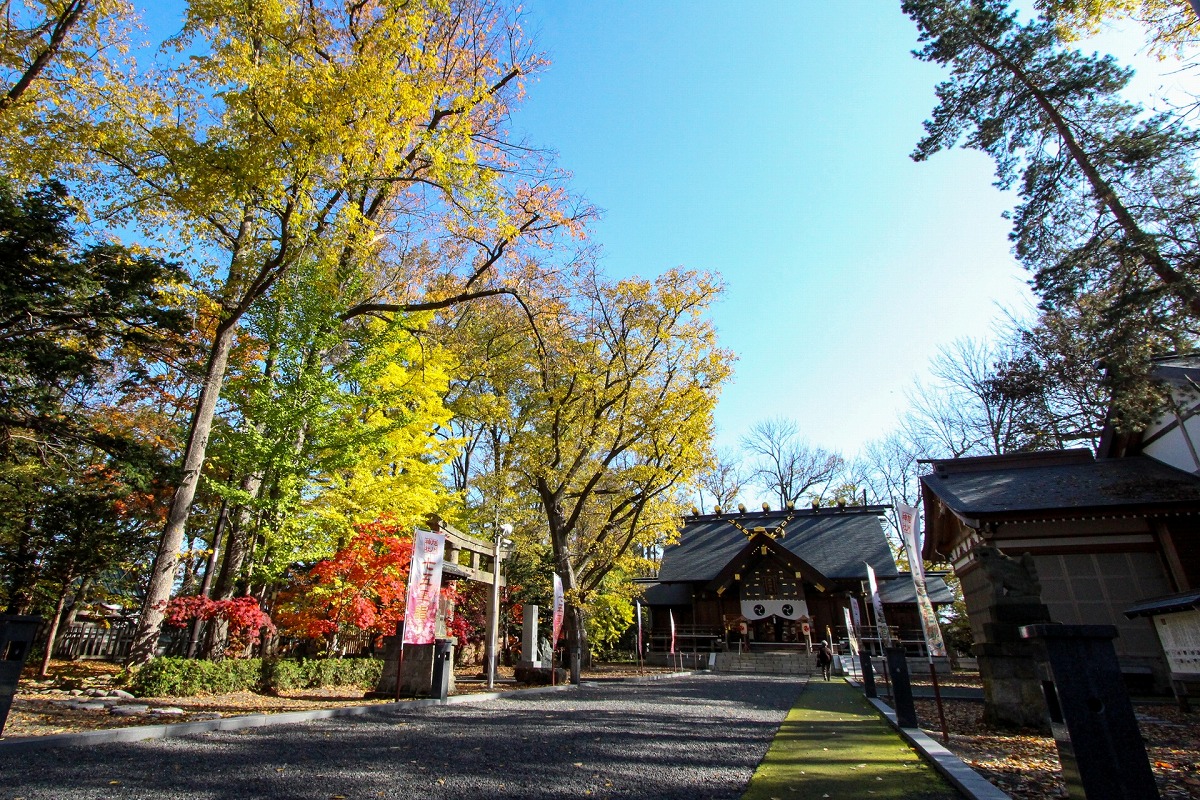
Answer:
[
  {"left": 906, "top": 673, "right": 1200, "bottom": 800},
  {"left": 1, "top": 660, "right": 672, "bottom": 740}
]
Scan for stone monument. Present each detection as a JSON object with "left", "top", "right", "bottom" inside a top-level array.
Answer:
[
  {"left": 368, "top": 625, "right": 456, "bottom": 699},
  {"left": 961, "top": 544, "right": 1053, "bottom": 729},
  {"left": 513, "top": 604, "right": 562, "bottom": 684}
]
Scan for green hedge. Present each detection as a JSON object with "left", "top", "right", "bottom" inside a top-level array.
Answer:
[
  {"left": 129, "top": 657, "right": 383, "bottom": 697},
  {"left": 129, "top": 657, "right": 264, "bottom": 697},
  {"left": 260, "top": 657, "right": 382, "bottom": 692}
]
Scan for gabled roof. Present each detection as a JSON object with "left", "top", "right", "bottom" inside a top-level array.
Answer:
[
  {"left": 921, "top": 449, "right": 1200, "bottom": 560},
  {"left": 706, "top": 532, "right": 833, "bottom": 594},
  {"left": 921, "top": 450, "right": 1200, "bottom": 521},
  {"left": 657, "top": 506, "right": 897, "bottom": 583}
]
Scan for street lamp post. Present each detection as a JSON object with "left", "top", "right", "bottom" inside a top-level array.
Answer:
[{"left": 486, "top": 523, "right": 513, "bottom": 690}]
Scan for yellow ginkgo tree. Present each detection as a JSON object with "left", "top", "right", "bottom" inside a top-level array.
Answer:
[
  {"left": 95, "top": 0, "right": 583, "bottom": 664},
  {"left": 446, "top": 268, "right": 733, "bottom": 662}
]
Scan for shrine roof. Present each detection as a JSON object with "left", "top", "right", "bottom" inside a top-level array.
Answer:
[
  {"left": 877, "top": 574, "right": 955, "bottom": 605},
  {"left": 921, "top": 451, "right": 1200, "bottom": 519},
  {"left": 1124, "top": 589, "right": 1200, "bottom": 618},
  {"left": 656, "top": 506, "right": 897, "bottom": 583}
]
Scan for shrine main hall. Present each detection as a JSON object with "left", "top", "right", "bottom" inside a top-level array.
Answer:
[{"left": 640, "top": 503, "right": 952, "bottom": 652}]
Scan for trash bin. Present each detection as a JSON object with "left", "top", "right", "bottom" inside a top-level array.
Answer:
[
  {"left": 430, "top": 638, "right": 454, "bottom": 701},
  {"left": 1, "top": 615, "right": 42, "bottom": 736}
]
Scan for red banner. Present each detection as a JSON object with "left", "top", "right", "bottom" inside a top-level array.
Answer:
[
  {"left": 402, "top": 528, "right": 446, "bottom": 645},
  {"left": 552, "top": 573, "right": 564, "bottom": 648}
]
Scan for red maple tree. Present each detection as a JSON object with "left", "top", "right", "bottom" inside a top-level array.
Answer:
[{"left": 274, "top": 518, "right": 465, "bottom": 653}]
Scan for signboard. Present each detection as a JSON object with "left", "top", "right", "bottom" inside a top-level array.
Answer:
[
  {"left": 551, "top": 573, "right": 565, "bottom": 648},
  {"left": 1157, "top": 609, "right": 1200, "bottom": 677},
  {"left": 843, "top": 607, "right": 860, "bottom": 657},
  {"left": 897, "top": 502, "right": 948, "bottom": 658},
  {"left": 402, "top": 528, "right": 446, "bottom": 645},
  {"left": 739, "top": 599, "right": 810, "bottom": 620},
  {"left": 866, "top": 562, "right": 891, "bottom": 646}
]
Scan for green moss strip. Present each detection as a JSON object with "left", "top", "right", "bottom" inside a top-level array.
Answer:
[{"left": 742, "top": 680, "right": 961, "bottom": 800}]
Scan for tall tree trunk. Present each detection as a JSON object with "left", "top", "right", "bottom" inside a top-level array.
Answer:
[
  {"left": 38, "top": 577, "right": 73, "bottom": 677},
  {"left": 539, "top": 481, "right": 590, "bottom": 681},
  {"left": 61, "top": 574, "right": 91, "bottom": 632},
  {"left": 968, "top": 27, "right": 1200, "bottom": 318},
  {"left": 187, "top": 499, "right": 229, "bottom": 658},
  {"left": 127, "top": 318, "right": 238, "bottom": 666},
  {"left": 3, "top": 512, "right": 39, "bottom": 615},
  {"left": 178, "top": 532, "right": 199, "bottom": 597},
  {"left": 199, "top": 499, "right": 229, "bottom": 599},
  {"left": 203, "top": 473, "right": 268, "bottom": 657}
]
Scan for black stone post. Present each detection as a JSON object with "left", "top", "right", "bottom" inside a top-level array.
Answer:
[
  {"left": 860, "top": 650, "right": 877, "bottom": 698},
  {"left": 1, "top": 615, "right": 41, "bottom": 736},
  {"left": 1019, "top": 624, "right": 1159, "bottom": 800},
  {"left": 570, "top": 643, "right": 582, "bottom": 685},
  {"left": 885, "top": 646, "right": 917, "bottom": 729},
  {"left": 430, "top": 639, "right": 454, "bottom": 701}
]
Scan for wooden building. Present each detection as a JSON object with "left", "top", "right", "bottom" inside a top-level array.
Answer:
[
  {"left": 640, "top": 504, "right": 952, "bottom": 653},
  {"left": 920, "top": 354, "right": 1200, "bottom": 686}
]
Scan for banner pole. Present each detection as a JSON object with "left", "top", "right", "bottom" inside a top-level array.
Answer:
[
  {"left": 394, "top": 619, "right": 406, "bottom": 702},
  {"left": 930, "top": 659, "right": 949, "bottom": 744}
]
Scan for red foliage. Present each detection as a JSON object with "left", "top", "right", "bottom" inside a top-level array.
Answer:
[
  {"left": 274, "top": 518, "right": 416, "bottom": 649},
  {"left": 164, "top": 595, "right": 275, "bottom": 658}
]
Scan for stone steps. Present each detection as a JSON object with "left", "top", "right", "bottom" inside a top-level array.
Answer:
[{"left": 713, "top": 652, "right": 816, "bottom": 675}]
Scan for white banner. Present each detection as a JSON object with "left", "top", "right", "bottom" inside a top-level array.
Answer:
[
  {"left": 551, "top": 573, "right": 565, "bottom": 648},
  {"left": 849, "top": 596, "right": 863, "bottom": 630},
  {"left": 669, "top": 609, "right": 676, "bottom": 654},
  {"left": 866, "top": 562, "right": 891, "bottom": 646},
  {"left": 843, "top": 607, "right": 860, "bottom": 657},
  {"left": 896, "top": 502, "right": 924, "bottom": 582},
  {"left": 896, "top": 501, "right": 948, "bottom": 658},
  {"left": 402, "top": 529, "right": 446, "bottom": 645},
  {"left": 739, "top": 599, "right": 810, "bottom": 621},
  {"left": 635, "top": 599, "right": 643, "bottom": 658}
]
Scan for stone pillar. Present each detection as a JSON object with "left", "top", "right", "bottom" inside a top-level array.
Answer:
[
  {"left": 519, "top": 604, "right": 540, "bottom": 668},
  {"left": 959, "top": 544, "right": 1053, "bottom": 730},
  {"left": 860, "top": 650, "right": 877, "bottom": 698},
  {"left": 368, "top": 634, "right": 457, "bottom": 698},
  {"left": 1020, "top": 624, "right": 1160, "bottom": 800},
  {"left": 885, "top": 646, "right": 917, "bottom": 728},
  {"left": 1, "top": 615, "right": 41, "bottom": 736}
]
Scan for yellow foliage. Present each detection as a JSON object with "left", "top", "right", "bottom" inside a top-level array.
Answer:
[{"left": 1036, "top": 0, "right": 1200, "bottom": 56}]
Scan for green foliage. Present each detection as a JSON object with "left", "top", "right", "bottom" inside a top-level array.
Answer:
[
  {"left": 0, "top": 180, "right": 190, "bottom": 457},
  {"left": 905, "top": 0, "right": 1200, "bottom": 426},
  {"left": 0, "top": 180, "right": 187, "bottom": 615},
  {"left": 940, "top": 598, "right": 975, "bottom": 658},
  {"left": 129, "top": 656, "right": 383, "bottom": 697},
  {"left": 260, "top": 657, "right": 382, "bottom": 693},
  {"left": 129, "top": 657, "right": 265, "bottom": 697},
  {"left": 584, "top": 591, "right": 635, "bottom": 658}
]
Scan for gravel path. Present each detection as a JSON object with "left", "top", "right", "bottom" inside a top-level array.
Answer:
[{"left": 0, "top": 674, "right": 807, "bottom": 800}]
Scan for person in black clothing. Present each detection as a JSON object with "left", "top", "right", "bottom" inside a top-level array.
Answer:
[{"left": 815, "top": 640, "right": 834, "bottom": 681}]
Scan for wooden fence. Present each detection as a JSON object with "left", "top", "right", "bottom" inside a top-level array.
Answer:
[{"left": 53, "top": 622, "right": 188, "bottom": 661}]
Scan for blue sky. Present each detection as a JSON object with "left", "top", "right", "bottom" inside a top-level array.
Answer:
[
  {"left": 511, "top": 1, "right": 1037, "bottom": 457},
  {"left": 139, "top": 2, "right": 1168, "bottom": 459}
]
